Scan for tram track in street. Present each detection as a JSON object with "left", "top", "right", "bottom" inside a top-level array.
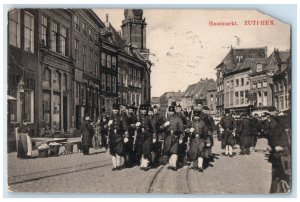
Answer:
[{"left": 8, "top": 159, "right": 112, "bottom": 186}]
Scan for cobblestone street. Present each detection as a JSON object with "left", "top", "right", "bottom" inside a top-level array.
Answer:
[{"left": 7, "top": 137, "right": 272, "bottom": 194}]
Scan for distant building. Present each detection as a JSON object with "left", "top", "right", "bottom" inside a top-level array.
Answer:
[
  {"left": 222, "top": 47, "right": 267, "bottom": 114},
  {"left": 181, "top": 78, "right": 217, "bottom": 114},
  {"left": 151, "top": 97, "right": 160, "bottom": 108},
  {"left": 159, "top": 91, "right": 183, "bottom": 117},
  {"left": 270, "top": 49, "right": 291, "bottom": 111}
]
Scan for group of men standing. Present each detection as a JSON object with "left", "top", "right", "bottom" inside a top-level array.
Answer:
[{"left": 81, "top": 101, "right": 217, "bottom": 172}]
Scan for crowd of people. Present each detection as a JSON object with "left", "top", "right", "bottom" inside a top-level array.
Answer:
[{"left": 81, "top": 101, "right": 291, "bottom": 193}]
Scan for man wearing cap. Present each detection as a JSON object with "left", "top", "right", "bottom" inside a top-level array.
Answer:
[
  {"left": 238, "top": 113, "right": 252, "bottom": 155},
  {"left": 186, "top": 110, "right": 209, "bottom": 172},
  {"left": 81, "top": 116, "right": 95, "bottom": 155},
  {"left": 108, "top": 104, "right": 128, "bottom": 171},
  {"left": 250, "top": 113, "right": 261, "bottom": 150},
  {"left": 160, "top": 105, "right": 184, "bottom": 171},
  {"left": 135, "top": 104, "right": 154, "bottom": 171},
  {"left": 219, "top": 109, "right": 235, "bottom": 157}
]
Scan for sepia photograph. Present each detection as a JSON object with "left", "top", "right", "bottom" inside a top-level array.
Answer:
[{"left": 5, "top": 5, "right": 294, "bottom": 195}]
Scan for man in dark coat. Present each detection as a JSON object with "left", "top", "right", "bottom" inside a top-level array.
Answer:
[
  {"left": 135, "top": 104, "right": 154, "bottom": 171},
  {"left": 238, "top": 113, "right": 252, "bottom": 155},
  {"left": 81, "top": 116, "right": 95, "bottom": 155},
  {"left": 108, "top": 104, "right": 128, "bottom": 171},
  {"left": 250, "top": 114, "right": 260, "bottom": 149},
  {"left": 175, "top": 104, "right": 188, "bottom": 168},
  {"left": 219, "top": 110, "right": 235, "bottom": 157},
  {"left": 263, "top": 109, "right": 291, "bottom": 193},
  {"left": 126, "top": 105, "right": 138, "bottom": 166},
  {"left": 186, "top": 110, "right": 209, "bottom": 172},
  {"left": 160, "top": 106, "right": 184, "bottom": 171},
  {"left": 202, "top": 106, "right": 217, "bottom": 163}
]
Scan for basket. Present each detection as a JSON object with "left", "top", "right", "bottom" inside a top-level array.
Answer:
[
  {"left": 49, "top": 145, "right": 60, "bottom": 157},
  {"left": 38, "top": 148, "right": 49, "bottom": 158},
  {"left": 64, "top": 144, "right": 74, "bottom": 154}
]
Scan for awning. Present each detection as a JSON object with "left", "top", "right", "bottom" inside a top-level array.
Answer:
[{"left": 7, "top": 95, "right": 17, "bottom": 100}]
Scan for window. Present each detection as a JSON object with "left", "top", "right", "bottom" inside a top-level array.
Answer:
[
  {"left": 256, "top": 64, "right": 263, "bottom": 72},
  {"left": 95, "top": 53, "right": 99, "bottom": 77},
  {"left": 235, "top": 79, "right": 239, "bottom": 87},
  {"left": 106, "top": 75, "right": 111, "bottom": 91},
  {"left": 53, "top": 71, "right": 61, "bottom": 91},
  {"left": 42, "top": 68, "right": 51, "bottom": 88},
  {"left": 123, "top": 68, "right": 127, "bottom": 86},
  {"left": 101, "top": 52, "right": 106, "bottom": 67},
  {"left": 74, "top": 14, "right": 79, "bottom": 31},
  {"left": 89, "top": 49, "right": 93, "bottom": 73},
  {"left": 230, "top": 80, "right": 234, "bottom": 88},
  {"left": 61, "top": 27, "right": 67, "bottom": 56},
  {"left": 245, "top": 77, "right": 249, "bottom": 85},
  {"left": 112, "top": 56, "right": 116, "bottom": 69},
  {"left": 41, "top": 15, "right": 48, "bottom": 46},
  {"left": 101, "top": 74, "right": 106, "bottom": 91},
  {"left": 245, "top": 90, "right": 249, "bottom": 104},
  {"left": 240, "top": 91, "right": 244, "bottom": 104},
  {"left": 230, "top": 91, "right": 234, "bottom": 106},
  {"left": 252, "top": 82, "right": 257, "bottom": 89},
  {"left": 107, "top": 54, "right": 111, "bottom": 68},
  {"left": 24, "top": 12, "right": 34, "bottom": 52},
  {"left": 133, "top": 69, "right": 137, "bottom": 86},
  {"left": 75, "top": 82, "right": 80, "bottom": 99},
  {"left": 118, "top": 67, "right": 122, "bottom": 84},
  {"left": 89, "top": 28, "right": 93, "bottom": 41},
  {"left": 263, "top": 80, "right": 268, "bottom": 88},
  {"left": 8, "top": 9, "right": 21, "bottom": 47},
  {"left": 257, "top": 82, "right": 262, "bottom": 88},
  {"left": 74, "top": 39, "right": 79, "bottom": 65},
  {"left": 137, "top": 70, "right": 141, "bottom": 87},
  {"left": 278, "top": 83, "right": 282, "bottom": 91},
  {"left": 51, "top": 22, "right": 58, "bottom": 52},
  {"left": 241, "top": 78, "right": 244, "bottom": 86},
  {"left": 235, "top": 92, "right": 239, "bottom": 105},
  {"left": 43, "top": 92, "right": 51, "bottom": 126},
  {"left": 210, "top": 94, "right": 214, "bottom": 102},
  {"left": 82, "top": 22, "right": 87, "bottom": 38},
  {"left": 83, "top": 45, "right": 87, "bottom": 70},
  {"left": 112, "top": 76, "right": 116, "bottom": 93}
]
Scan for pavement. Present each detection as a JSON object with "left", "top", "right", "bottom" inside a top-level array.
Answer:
[{"left": 6, "top": 137, "right": 272, "bottom": 194}]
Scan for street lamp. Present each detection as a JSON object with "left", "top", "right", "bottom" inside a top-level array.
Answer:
[{"left": 17, "top": 78, "right": 25, "bottom": 93}]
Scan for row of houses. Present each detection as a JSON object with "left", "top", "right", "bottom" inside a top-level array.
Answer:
[
  {"left": 152, "top": 78, "right": 218, "bottom": 116},
  {"left": 152, "top": 47, "right": 291, "bottom": 118},
  {"left": 7, "top": 9, "right": 151, "bottom": 137},
  {"left": 216, "top": 47, "right": 291, "bottom": 116}
]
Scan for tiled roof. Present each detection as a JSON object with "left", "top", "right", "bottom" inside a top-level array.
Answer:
[{"left": 183, "top": 79, "right": 216, "bottom": 98}]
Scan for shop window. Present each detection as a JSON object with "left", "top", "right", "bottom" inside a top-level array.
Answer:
[
  {"left": 53, "top": 93, "right": 61, "bottom": 130},
  {"left": 42, "top": 68, "right": 51, "bottom": 89},
  {"left": 53, "top": 71, "right": 61, "bottom": 91},
  {"left": 43, "top": 91, "right": 51, "bottom": 128}
]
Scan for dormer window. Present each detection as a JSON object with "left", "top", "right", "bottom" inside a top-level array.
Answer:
[
  {"left": 256, "top": 64, "right": 263, "bottom": 72},
  {"left": 236, "top": 55, "right": 243, "bottom": 63}
]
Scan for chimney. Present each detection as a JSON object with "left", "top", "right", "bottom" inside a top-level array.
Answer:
[{"left": 106, "top": 14, "right": 109, "bottom": 22}]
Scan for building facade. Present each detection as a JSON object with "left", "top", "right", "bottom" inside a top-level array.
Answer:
[{"left": 7, "top": 8, "right": 151, "bottom": 139}]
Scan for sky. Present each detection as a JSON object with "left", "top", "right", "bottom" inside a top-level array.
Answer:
[{"left": 94, "top": 9, "right": 290, "bottom": 97}]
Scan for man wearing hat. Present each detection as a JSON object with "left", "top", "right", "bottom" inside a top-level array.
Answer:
[
  {"left": 135, "top": 104, "right": 154, "bottom": 171},
  {"left": 81, "top": 115, "right": 95, "bottom": 155},
  {"left": 108, "top": 103, "right": 128, "bottom": 171},
  {"left": 160, "top": 105, "right": 184, "bottom": 171},
  {"left": 238, "top": 113, "right": 252, "bottom": 155},
  {"left": 175, "top": 104, "right": 189, "bottom": 167},
  {"left": 125, "top": 105, "right": 139, "bottom": 166},
  {"left": 219, "top": 109, "right": 235, "bottom": 157},
  {"left": 202, "top": 106, "right": 217, "bottom": 163},
  {"left": 186, "top": 110, "right": 209, "bottom": 172}
]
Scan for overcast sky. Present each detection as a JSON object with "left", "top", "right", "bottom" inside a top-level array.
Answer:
[{"left": 94, "top": 9, "right": 290, "bottom": 97}]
